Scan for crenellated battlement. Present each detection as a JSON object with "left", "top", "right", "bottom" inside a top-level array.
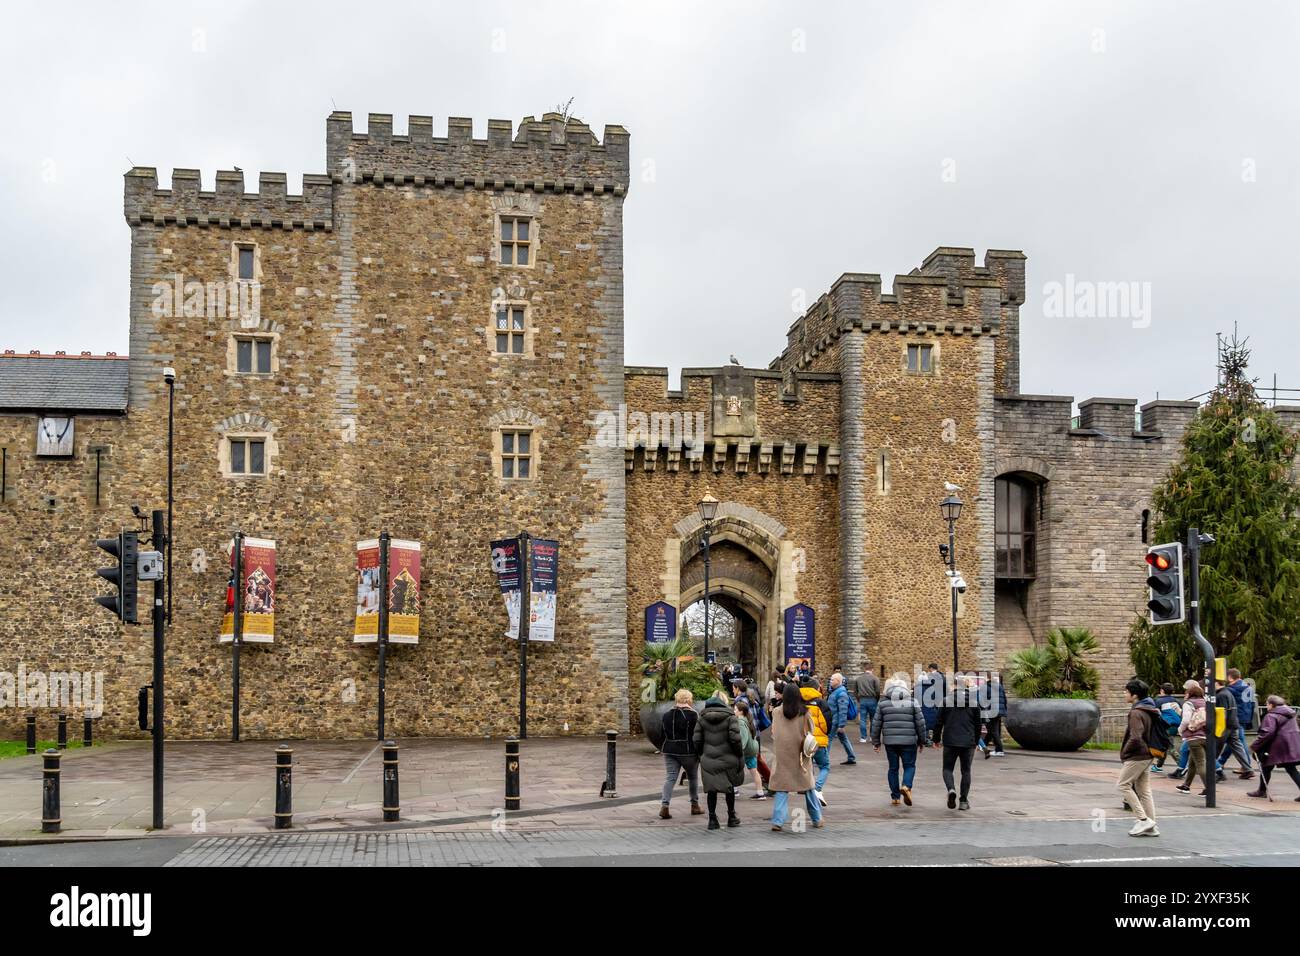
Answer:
[
  {"left": 123, "top": 167, "right": 334, "bottom": 231},
  {"left": 994, "top": 393, "right": 1200, "bottom": 441},
  {"left": 774, "top": 247, "right": 1025, "bottom": 372},
  {"left": 325, "top": 111, "right": 630, "bottom": 194}
]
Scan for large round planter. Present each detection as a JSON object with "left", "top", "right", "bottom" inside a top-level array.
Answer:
[
  {"left": 1006, "top": 698, "right": 1101, "bottom": 752},
  {"left": 639, "top": 700, "right": 705, "bottom": 751}
]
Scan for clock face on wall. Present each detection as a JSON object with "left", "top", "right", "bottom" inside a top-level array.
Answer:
[{"left": 36, "top": 416, "right": 74, "bottom": 457}]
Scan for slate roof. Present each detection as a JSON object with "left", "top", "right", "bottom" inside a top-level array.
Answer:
[{"left": 0, "top": 353, "right": 129, "bottom": 412}]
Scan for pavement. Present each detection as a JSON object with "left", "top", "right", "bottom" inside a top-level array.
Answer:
[{"left": 0, "top": 735, "right": 1296, "bottom": 866}]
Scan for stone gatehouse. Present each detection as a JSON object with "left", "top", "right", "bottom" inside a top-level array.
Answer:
[{"left": 3, "top": 111, "right": 1295, "bottom": 739}]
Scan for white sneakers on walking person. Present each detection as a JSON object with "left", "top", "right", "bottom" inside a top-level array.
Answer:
[{"left": 1128, "top": 818, "right": 1159, "bottom": 837}]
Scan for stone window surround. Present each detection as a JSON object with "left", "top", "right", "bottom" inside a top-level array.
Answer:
[
  {"left": 488, "top": 407, "right": 544, "bottom": 483},
  {"left": 490, "top": 193, "right": 541, "bottom": 270},
  {"left": 495, "top": 213, "right": 536, "bottom": 268},
  {"left": 229, "top": 240, "right": 264, "bottom": 284},
  {"left": 225, "top": 328, "right": 281, "bottom": 377},
  {"left": 497, "top": 427, "right": 535, "bottom": 480},
  {"left": 876, "top": 447, "right": 891, "bottom": 495},
  {"left": 487, "top": 299, "right": 534, "bottom": 358},
  {"left": 217, "top": 413, "right": 279, "bottom": 480},
  {"left": 904, "top": 340, "right": 939, "bottom": 375}
]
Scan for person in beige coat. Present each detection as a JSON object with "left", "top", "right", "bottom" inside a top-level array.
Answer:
[{"left": 768, "top": 683, "right": 825, "bottom": 831}]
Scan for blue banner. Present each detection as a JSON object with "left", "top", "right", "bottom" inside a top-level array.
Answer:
[
  {"left": 644, "top": 601, "right": 677, "bottom": 643},
  {"left": 783, "top": 603, "right": 815, "bottom": 674}
]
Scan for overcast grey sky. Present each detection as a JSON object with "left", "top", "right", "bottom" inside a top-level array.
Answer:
[{"left": 1, "top": 0, "right": 1296, "bottom": 407}]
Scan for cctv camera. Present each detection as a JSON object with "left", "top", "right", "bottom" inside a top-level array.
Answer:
[
  {"left": 952, "top": 574, "right": 968, "bottom": 594},
  {"left": 163, "top": 366, "right": 176, "bottom": 384}
]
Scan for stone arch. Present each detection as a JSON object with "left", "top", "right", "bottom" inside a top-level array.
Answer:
[
  {"left": 995, "top": 455, "right": 1055, "bottom": 483},
  {"left": 670, "top": 501, "right": 793, "bottom": 679}
]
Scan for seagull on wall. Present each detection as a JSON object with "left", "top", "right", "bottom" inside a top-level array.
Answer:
[
  {"left": 944, "top": 482, "right": 962, "bottom": 492},
  {"left": 729, "top": 354, "right": 741, "bottom": 365}
]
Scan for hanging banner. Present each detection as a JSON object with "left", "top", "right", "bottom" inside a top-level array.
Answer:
[
  {"left": 353, "top": 538, "right": 422, "bottom": 644},
  {"left": 387, "top": 539, "right": 422, "bottom": 644},
  {"left": 220, "top": 537, "right": 276, "bottom": 643},
  {"left": 782, "top": 603, "right": 815, "bottom": 674},
  {"left": 490, "top": 537, "right": 522, "bottom": 639},
  {"left": 528, "top": 538, "right": 558, "bottom": 643},
  {"left": 644, "top": 601, "right": 677, "bottom": 643}
]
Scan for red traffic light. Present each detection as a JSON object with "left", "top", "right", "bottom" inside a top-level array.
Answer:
[{"left": 1145, "top": 551, "right": 1171, "bottom": 571}]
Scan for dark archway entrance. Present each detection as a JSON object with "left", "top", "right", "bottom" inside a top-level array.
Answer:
[{"left": 681, "top": 593, "right": 761, "bottom": 678}]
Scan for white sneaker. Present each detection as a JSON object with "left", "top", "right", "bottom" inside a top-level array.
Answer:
[
  {"left": 816, "top": 790, "right": 828, "bottom": 806},
  {"left": 859, "top": 738, "right": 867, "bottom": 744},
  {"left": 1128, "top": 818, "right": 1157, "bottom": 837}
]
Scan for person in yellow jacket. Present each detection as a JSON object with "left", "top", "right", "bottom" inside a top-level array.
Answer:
[{"left": 800, "top": 680, "right": 832, "bottom": 806}]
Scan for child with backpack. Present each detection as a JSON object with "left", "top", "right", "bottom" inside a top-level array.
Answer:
[
  {"left": 1177, "top": 680, "right": 1210, "bottom": 794},
  {"left": 1151, "top": 682, "right": 1182, "bottom": 772},
  {"left": 735, "top": 698, "right": 765, "bottom": 800}
]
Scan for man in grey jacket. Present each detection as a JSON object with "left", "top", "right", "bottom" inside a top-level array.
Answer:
[
  {"left": 853, "top": 660, "right": 881, "bottom": 743},
  {"left": 870, "top": 676, "right": 928, "bottom": 806}
]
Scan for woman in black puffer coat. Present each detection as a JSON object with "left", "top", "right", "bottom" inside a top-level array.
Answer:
[{"left": 693, "top": 694, "right": 745, "bottom": 829}]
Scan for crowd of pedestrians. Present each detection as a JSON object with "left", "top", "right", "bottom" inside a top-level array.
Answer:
[
  {"left": 1114, "top": 669, "right": 1300, "bottom": 839},
  {"left": 657, "top": 658, "right": 1300, "bottom": 836},
  {"left": 657, "top": 659, "right": 1013, "bottom": 832}
]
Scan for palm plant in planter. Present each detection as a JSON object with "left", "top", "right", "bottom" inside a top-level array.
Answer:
[
  {"left": 1005, "top": 627, "right": 1102, "bottom": 751},
  {"left": 638, "top": 638, "right": 723, "bottom": 749}
]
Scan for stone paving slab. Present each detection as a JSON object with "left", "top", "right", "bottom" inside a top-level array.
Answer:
[{"left": 0, "top": 736, "right": 1293, "bottom": 840}]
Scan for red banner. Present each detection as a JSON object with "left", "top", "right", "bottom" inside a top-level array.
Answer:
[
  {"left": 354, "top": 538, "right": 421, "bottom": 644},
  {"left": 220, "top": 537, "right": 276, "bottom": 643}
]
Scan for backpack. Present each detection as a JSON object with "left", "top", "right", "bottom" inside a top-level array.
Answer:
[
  {"left": 845, "top": 692, "right": 859, "bottom": 722},
  {"left": 753, "top": 700, "right": 771, "bottom": 732},
  {"left": 1160, "top": 700, "right": 1182, "bottom": 728},
  {"left": 1187, "top": 701, "right": 1207, "bottom": 734},
  {"left": 1142, "top": 710, "right": 1169, "bottom": 758},
  {"left": 813, "top": 698, "right": 834, "bottom": 736}
]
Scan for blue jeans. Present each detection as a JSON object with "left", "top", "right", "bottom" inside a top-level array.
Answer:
[
  {"left": 771, "top": 789, "right": 822, "bottom": 827},
  {"left": 886, "top": 744, "right": 918, "bottom": 799},
  {"left": 1177, "top": 739, "right": 1190, "bottom": 770},
  {"left": 813, "top": 746, "right": 830, "bottom": 791},
  {"left": 858, "top": 699, "right": 877, "bottom": 739},
  {"left": 834, "top": 729, "right": 857, "bottom": 762}
]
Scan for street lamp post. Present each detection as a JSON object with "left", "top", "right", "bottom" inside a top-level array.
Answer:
[
  {"left": 163, "top": 367, "right": 175, "bottom": 625},
  {"left": 940, "top": 493, "right": 963, "bottom": 673},
  {"left": 698, "top": 493, "right": 719, "bottom": 662}
]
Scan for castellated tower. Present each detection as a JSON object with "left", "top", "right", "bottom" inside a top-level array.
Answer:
[
  {"left": 114, "top": 112, "right": 633, "bottom": 737},
  {"left": 773, "top": 249, "right": 1026, "bottom": 677}
]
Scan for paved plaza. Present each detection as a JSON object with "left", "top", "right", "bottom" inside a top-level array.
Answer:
[{"left": 0, "top": 735, "right": 1296, "bottom": 867}]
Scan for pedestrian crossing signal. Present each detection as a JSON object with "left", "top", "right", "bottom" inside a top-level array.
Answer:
[
  {"left": 1144, "top": 543, "right": 1184, "bottom": 625},
  {"left": 95, "top": 531, "right": 139, "bottom": 624}
]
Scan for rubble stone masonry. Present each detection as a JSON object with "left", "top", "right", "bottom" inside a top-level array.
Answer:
[{"left": 5, "top": 113, "right": 1294, "bottom": 737}]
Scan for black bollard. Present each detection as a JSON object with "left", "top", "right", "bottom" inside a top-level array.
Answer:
[
  {"left": 274, "top": 745, "right": 293, "bottom": 830},
  {"left": 381, "top": 740, "right": 399, "bottom": 822},
  {"left": 505, "top": 736, "right": 521, "bottom": 811},
  {"left": 57, "top": 712, "right": 67, "bottom": 750},
  {"left": 42, "top": 749, "right": 61, "bottom": 834},
  {"left": 82, "top": 716, "right": 93, "bottom": 749},
  {"left": 25, "top": 714, "right": 36, "bottom": 755},
  {"left": 600, "top": 730, "right": 618, "bottom": 798}
]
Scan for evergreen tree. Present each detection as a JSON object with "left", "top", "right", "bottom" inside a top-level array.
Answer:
[{"left": 1129, "top": 335, "right": 1300, "bottom": 701}]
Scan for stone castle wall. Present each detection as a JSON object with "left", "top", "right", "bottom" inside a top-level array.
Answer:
[{"left": 2, "top": 111, "right": 631, "bottom": 739}]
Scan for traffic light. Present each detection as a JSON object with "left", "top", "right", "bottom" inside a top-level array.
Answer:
[
  {"left": 95, "top": 531, "right": 139, "bottom": 624},
  {"left": 1145, "top": 542, "right": 1184, "bottom": 625}
]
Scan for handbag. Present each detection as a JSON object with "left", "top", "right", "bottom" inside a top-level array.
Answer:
[{"left": 802, "top": 713, "right": 819, "bottom": 758}]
